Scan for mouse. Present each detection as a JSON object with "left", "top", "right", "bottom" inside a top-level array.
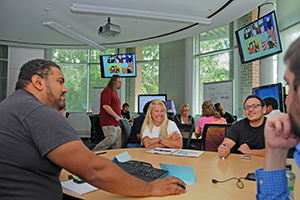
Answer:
[{"left": 176, "top": 183, "right": 186, "bottom": 190}]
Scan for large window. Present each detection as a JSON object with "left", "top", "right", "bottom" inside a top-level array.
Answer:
[
  {"left": 193, "top": 25, "right": 231, "bottom": 114},
  {"left": 141, "top": 45, "right": 159, "bottom": 94}
]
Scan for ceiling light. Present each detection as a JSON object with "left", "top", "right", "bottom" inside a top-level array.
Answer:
[
  {"left": 70, "top": 3, "right": 211, "bottom": 25},
  {"left": 43, "top": 21, "right": 107, "bottom": 51}
]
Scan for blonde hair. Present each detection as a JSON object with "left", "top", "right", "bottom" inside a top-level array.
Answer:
[
  {"left": 202, "top": 100, "right": 221, "bottom": 119},
  {"left": 180, "top": 103, "right": 190, "bottom": 115},
  {"left": 141, "top": 99, "right": 169, "bottom": 139}
]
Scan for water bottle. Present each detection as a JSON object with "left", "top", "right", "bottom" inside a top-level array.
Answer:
[{"left": 286, "top": 163, "right": 295, "bottom": 200}]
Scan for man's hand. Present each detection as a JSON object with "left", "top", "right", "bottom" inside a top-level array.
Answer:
[
  {"left": 218, "top": 143, "right": 229, "bottom": 158},
  {"left": 265, "top": 113, "right": 299, "bottom": 150},
  {"left": 149, "top": 177, "right": 186, "bottom": 196},
  {"left": 264, "top": 113, "right": 300, "bottom": 171},
  {"left": 238, "top": 143, "right": 251, "bottom": 154}
]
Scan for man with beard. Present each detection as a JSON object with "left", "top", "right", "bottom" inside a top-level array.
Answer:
[
  {"left": 218, "top": 95, "right": 266, "bottom": 158},
  {"left": 0, "top": 59, "right": 186, "bottom": 199},
  {"left": 255, "top": 37, "right": 300, "bottom": 199}
]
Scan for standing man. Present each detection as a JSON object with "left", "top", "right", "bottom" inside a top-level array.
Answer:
[
  {"left": 0, "top": 59, "right": 186, "bottom": 199},
  {"left": 94, "top": 75, "right": 123, "bottom": 151},
  {"left": 256, "top": 37, "right": 300, "bottom": 199},
  {"left": 218, "top": 95, "right": 266, "bottom": 158},
  {"left": 263, "top": 97, "right": 281, "bottom": 117}
]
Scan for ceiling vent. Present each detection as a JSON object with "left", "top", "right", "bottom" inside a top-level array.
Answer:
[{"left": 98, "top": 17, "right": 121, "bottom": 37}]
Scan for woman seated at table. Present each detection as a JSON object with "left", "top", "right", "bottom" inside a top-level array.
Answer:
[
  {"left": 195, "top": 100, "right": 226, "bottom": 138},
  {"left": 173, "top": 103, "right": 195, "bottom": 126},
  {"left": 141, "top": 99, "right": 183, "bottom": 149}
]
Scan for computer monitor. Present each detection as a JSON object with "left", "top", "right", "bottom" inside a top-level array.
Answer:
[
  {"left": 138, "top": 94, "right": 167, "bottom": 114},
  {"left": 252, "top": 83, "right": 284, "bottom": 112}
]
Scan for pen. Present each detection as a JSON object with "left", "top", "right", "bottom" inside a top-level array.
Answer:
[
  {"left": 97, "top": 152, "right": 107, "bottom": 155},
  {"left": 222, "top": 144, "right": 225, "bottom": 159},
  {"left": 154, "top": 149, "right": 171, "bottom": 152}
]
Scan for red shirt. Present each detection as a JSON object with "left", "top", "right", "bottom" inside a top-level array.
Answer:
[{"left": 100, "top": 86, "right": 121, "bottom": 126}]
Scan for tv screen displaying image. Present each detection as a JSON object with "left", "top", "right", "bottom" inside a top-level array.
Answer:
[
  {"left": 100, "top": 54, "right": 136, "bottom": 78},
  {"left": 235, "top": 11, "right": 282, "bottom": 64},
  {"left": 252, "top": 83, "right": 284, "bottom": 112},
  {"left": 138, "top": 94, "right": 167, "bottom": 114}
]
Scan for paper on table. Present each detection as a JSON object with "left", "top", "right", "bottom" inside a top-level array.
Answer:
[
  {"left": 112, "top": 151, "right": 132, "bottom": 162},
  {"left": 146, "top": 147, "right": 179, "bottom": 155},
  {"left": 159, "top": 163, "right": 197, "bottom": 185},
  {"left": 172, "top": 150, "right": 204, "bottom": 157},
  {"left": 61, "top": 180, "right": 98, "bottom": 196}
]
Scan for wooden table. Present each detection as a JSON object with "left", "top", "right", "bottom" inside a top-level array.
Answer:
[{"left": 60, "top": 148, "right": 300, "bottom": 200}]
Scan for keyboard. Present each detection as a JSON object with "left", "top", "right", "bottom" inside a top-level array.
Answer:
[{"left": 113, "top": 160, "right": 169, "bottom": 182}]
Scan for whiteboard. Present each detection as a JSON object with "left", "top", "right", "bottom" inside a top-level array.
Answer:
[{"left": 203, "top": 80, "right": 234, "bottom": 114}]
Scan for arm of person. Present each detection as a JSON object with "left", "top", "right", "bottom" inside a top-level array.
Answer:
[
  {"left": 255, "top": 114, "right": 300, "bottom": 200},
  {"left": 47, "top": 140, "right": 186, "bottom": 197},
  {"left": 238, "top": 144, "right": 265, "bottom": 157},
  {"left": 142, "top": 136, "right": 165, "bottom": 149},
  {"left": 160, "top": 131, "right": 183, "bottom": 149},
  {"left": 217, "top": 138, "right": 236, "bottom": 158},
  {"left": 103, "top": 104, "right": 123, "bottom": 122}
]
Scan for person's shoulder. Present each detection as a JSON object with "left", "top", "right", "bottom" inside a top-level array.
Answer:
[{"left": 168, "top": 120, "right": 177, "bottom": 126}]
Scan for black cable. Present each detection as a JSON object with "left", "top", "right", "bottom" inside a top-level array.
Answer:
[{"left": 212, "top": 177, "right": 245, "bottom": 189}]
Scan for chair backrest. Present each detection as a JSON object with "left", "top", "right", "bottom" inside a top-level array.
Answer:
[
  {"left": 119, "top": 119, "right": 132, "bottom": 148},
  {"left": 200, "top": 123, "right": 232, "bottom": 151},
  {"left": 177, "top": 124, "right": 194, "bottom": 149},
  {"left": 88, "top": 114, "right": 105, "bottom": 144}
]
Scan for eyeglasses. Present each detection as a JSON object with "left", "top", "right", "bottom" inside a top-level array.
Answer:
[
  {"left": 243, "top": 104, "right": 262, "bottom": 111},
  {"left": 182, "top": 110, "right": 189, "bottom": 112},
  {"left": 116, "top": 80, "right": 122, "bottom": 83}
]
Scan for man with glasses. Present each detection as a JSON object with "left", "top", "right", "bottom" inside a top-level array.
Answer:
[
  {"left": 94, "top": 75, "right": 123, "bottom": 151},
  {"left": 218, "top": 95, "right": 266, "bottom": 158}
]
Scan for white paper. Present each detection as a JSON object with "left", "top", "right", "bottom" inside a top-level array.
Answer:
[
  {"left": 61, "top": 180, "right": 98, "bottom": 195},
  {"left": 172, "top": 150, "right": 204, "bottom": 158}
]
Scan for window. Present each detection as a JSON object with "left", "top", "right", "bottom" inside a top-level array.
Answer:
[{"left": 193, "top": 25, "right": 231, "bottom": 114}]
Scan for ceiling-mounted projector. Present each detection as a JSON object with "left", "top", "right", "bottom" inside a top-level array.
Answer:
[{"left": 98, "top": 17, "right": 121, "bottom": 37}]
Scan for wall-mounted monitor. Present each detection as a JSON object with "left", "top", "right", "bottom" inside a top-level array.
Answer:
[
  {"left": 138, "top": 94, "right": 167, "bottom": 114},
  {"left": 252, "top": 83, "right": 284, "bottom": 112},
  {"left": 235, "top": 11, "right": 282, "bottom": 64},
  {"left": 100, "top": 54, "right": 136, "bottom": 78}
]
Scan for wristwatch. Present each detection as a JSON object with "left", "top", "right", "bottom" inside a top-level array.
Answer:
[{"left": 115, "top": 115, "right": 119, "bottom": 119}]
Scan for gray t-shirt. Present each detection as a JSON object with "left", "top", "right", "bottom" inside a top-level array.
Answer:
[{"left": 0, "top": 89, "right": 80, "bottom": 199}]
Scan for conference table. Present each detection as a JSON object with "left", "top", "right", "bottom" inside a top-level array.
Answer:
[{"left": 60, "top": 148, "right": 300, "bottom": 200}]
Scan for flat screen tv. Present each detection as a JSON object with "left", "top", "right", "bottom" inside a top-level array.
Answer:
[
  {"left": 100, "top": 54, "right": 136, "bottom": 78},
  {"left": 252, "top": 83, "right": 284, "bottom": 112},
  {"left": 138, "top": 94, "right": 167, "bottom": 114},
  {"left": 235, "top": 11, "right": 282, "bottom": 64}
]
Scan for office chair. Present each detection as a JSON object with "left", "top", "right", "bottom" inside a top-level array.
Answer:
[
  {"left": 200, "top": 123, "right": 232, "bottom": 151},
  {"left": 119, "top": 119, "right": 131, "bottom": 148},
  {"left": 177, "top": 124, "right": 195, "bottom": 149},
  {"left": 81, "top": 114, "right": 105, "bottom": 150}
]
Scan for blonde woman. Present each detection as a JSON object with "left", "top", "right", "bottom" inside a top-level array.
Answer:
[
  {"left": 141, "top": 99, "right": 183, "bottom": 149},
  {"left": 174, "top": 104, "right": 195, "bottom": 125}
]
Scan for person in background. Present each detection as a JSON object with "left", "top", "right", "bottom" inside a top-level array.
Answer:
[
  {"left": 263, "top": 97, "right": 281, "bottom": 117},
  {"left": 0, "top": 59, "right": 186, "bottom": 199},
  {"left": 127, "top": 101, "right": 151, "bottom": 148},
  {"left": 214, "top": 102, "right": 236, "bottom": 123},
  {"left": 173, "top": 104, "right": 195, "bottom": 126},
  {"left": 141, "top": 99, "right": 182, "bottom": 149},
  {"left": 94, "top": 75, "right": 123, "bottom": 151},
  {"left": 255, "top": 37, "right": 300, "bottom": 199},
  {"left": 195, "top": 100, "right": 226, "bottom": 138},
  {"left": 121, "top": 102, "right": 131, "bottom": 120},
  {"left": 218, "top": 95, "right": 266, "bottom": 158},
  {"left": 166, "top": 99, "right": 176, "bottom": 120}
]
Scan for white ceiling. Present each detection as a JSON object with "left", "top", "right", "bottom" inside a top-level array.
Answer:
[{"left": 0, "top": 0, "right": 266, "bottom": 50}]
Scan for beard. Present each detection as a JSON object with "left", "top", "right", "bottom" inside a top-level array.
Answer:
[
  {"left": 288, "top": 92, "right": 300, "bottom": 137},
  {"left": 46, "top": 83, "right": 66, "bottom": 110}
]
